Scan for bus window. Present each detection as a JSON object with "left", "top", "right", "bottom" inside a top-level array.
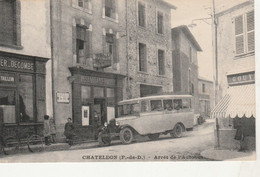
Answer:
[
  {"left": 173, "top": 99, "right": 182, "bottom": 110},
  {"left": 150, "top": 100, "right": 163, "bottom": 111},
  {"left": 163, "top": 99, "right": 173, "bottom": 111},
  {"left": 118, "top": 103, "right": 140, "bottom": 117},
  {"left": 141, "top": 100, "right": 149, "bottom": 112},
  {"left": 182, "top": 99, "right": 191, "bottom": 109}
]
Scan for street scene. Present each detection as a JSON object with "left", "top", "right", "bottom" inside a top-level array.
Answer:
[{"left": 0, "top": 0, "right": 256, "bottom": 162}]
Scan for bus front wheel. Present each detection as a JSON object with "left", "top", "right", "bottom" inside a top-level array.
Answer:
[{"left": 120, "top": 127, "right": 133, "bottom": 144}]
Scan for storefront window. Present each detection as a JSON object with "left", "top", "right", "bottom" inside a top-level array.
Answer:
[
  {"left": 82, "top": 86, "right": 91, "bottom": 104},
  {"left": 0, "top": 90, "right": 16, "bottom": 123},
  {"left": 19, "top": 75, "right": 33, "bottom": 123},
  {"left": 106, "top": 88, "right": 114, "bottom": 97},
  {"left": 94, "top": 87, "right": 104, "bottom": 98}
]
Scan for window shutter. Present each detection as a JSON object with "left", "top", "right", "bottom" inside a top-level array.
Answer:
[
  {"left": 234, "top": 15, "right": 244, "bottom": 55},
  {"left": 247, "top": 11, "right": 254, "bottom": 52}
]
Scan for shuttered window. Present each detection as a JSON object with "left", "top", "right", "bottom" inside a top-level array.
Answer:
[
  {"left": 139, "top": 43, "right": 147, "bottom": 72},
  {"left": 158, "top": 49, "right": 165, "bottom": 75},
  {"left": 234, "top": 11, "right": 254, "bottom": 55},
  {"left": 138, "top": 3, "right": 145, "bottom": 27},
  {"left": 0, "top": 0, "right": 15, "bottom": 45}
]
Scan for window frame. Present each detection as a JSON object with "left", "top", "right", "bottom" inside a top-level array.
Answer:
[
  {"left": 138, "top": 2, "right": 146, "bottom": 28},
  {"left": 138, "top": 42, "right": 147, "bottom": 72},
  {"left": 157, "top": 49, "right": 165, "bottom": 75},
  {"left": 0, "top": 0, "right": 22, "bottom": 49},
  {"left": 156, "top": 11, "right": 164, "bottom": 34}
]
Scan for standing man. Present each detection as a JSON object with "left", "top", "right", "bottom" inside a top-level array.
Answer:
[{"left": 64, "top": 117, "right": 75, "bottom": 145}]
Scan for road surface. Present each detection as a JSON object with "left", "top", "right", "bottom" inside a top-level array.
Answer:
[{"left": 0, "top": 119, "right": 215, "bottom": 162}]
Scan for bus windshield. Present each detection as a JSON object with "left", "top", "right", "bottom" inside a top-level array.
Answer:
[{"left": 118, "top": 103, "right": 140, "bottom": 117}]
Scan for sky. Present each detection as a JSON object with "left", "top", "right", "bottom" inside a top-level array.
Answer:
[{"left": 166, "top": 0, "right": 214, "bottom": 81}]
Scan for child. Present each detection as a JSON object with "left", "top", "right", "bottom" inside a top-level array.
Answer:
[
  {"left": 43, "top": 115, "right": 51, "bottom": 146},
  {"left": 49, "top": 117, "right": 56, "bottom": 143}
]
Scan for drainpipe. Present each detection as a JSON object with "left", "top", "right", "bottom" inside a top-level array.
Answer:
[
  {"left": 125, "top": 0, "right": 130, "bottom": 99},
  {"left": 50, "top": 0, "right": 56, "bottom": 120}
]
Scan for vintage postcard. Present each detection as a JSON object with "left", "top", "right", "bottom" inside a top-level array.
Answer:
[{"left": 0, "top": 0, "right": 256, "bottom": 164}]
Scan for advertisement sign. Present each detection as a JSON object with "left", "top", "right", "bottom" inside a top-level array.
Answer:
[
  {"left": 56, "top": 92, "right": 70, "bottom": 104},
  {"left": 82, "top": 106, "right": 89, "bottom": 126}
]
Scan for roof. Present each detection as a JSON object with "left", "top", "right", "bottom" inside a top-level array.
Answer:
[
  {"left": 118, "top": 94, "right": 193, "bottom": 105},
  {"left": 159, "top": 0, "right": 177, "bottom": 10},
  {"left": 198, "top": 76, "right": 214, "bottom": 83},
  {"left": 171, "top": 25, "right": 203, "bottom": 52}
]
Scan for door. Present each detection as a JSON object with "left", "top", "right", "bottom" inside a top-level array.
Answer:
[{"left": 93, "top": 98, "right": 107, "bottom": 125}]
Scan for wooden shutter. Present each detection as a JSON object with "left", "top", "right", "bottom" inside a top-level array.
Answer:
[
  {"left": 247, "top": 11, "right": 254, "bottom": 52},
  {"left": 234, "top": 15, "right": 244, "bottom": 55}
]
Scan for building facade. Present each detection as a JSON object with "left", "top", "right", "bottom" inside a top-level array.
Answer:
[
  {"left": 211, "top": 0, "right": 255, "bottom": 150},
  {"left": 198, "top": 77, "right": 214, "bottom": 118},
  {"left": 51, "top": 0, "right": 176, "bottom": 141},
  {"left": 171, "top": 25, "right": 202, "bottom": 115},
  {"left": 50, "top": 0, "right": 128, "bottom": 140},
  {"left": 0, "top": 0, "right": 51, "bottom": 137},
  {"left": 126, "top": 0, "right": 175, "bottom": 98}
]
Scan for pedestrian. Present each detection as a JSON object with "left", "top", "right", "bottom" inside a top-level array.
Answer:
[
  {"left": 49, "top": 117, "right": 56, "bottom": 143},
  {"left": 64, "top": 117, "right": 75, "bottom": 145},
  {"left": 93, "top": 111, "right": 101, "bottom": 140},
  {"left": 43, "top": 115, "right": 51, "bottom": 146}
]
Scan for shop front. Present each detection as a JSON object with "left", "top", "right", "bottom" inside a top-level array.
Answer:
[
  {"left": 211, "top": 71, "right": 255, "bottom": 151},
  {"left": 0, "top": 51, "right": 48, "bottom": 139},
  {"left": 69, "top": 67, "right": 125, "bottom": 140}
]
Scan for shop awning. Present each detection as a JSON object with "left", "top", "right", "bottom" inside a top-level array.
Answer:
[{"left": 211, "top": 84, "right": 255, "bottom": 119}]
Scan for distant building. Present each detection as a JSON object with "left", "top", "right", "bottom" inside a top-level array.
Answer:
[
  {"left": 171, "top": 25, "right": 202, "bottom": 115},
  {"left": 211, "top": 0, "right": 255, "bottom": 150},
  {"left": 0, "top": 0, "right": 51, "bottom": 137},
  {"left": 198, "top": 76, "right": 214, "bottom": 118}
]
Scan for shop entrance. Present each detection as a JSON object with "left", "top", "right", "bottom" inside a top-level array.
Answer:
[{"left": 93, "top": 98, "right": 106, "bottom": 125}]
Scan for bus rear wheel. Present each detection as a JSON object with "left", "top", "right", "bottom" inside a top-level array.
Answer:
[{"left": 170, "top": 124, "right": 183, "bottom": 138}]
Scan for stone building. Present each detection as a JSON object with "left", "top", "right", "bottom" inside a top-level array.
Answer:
[
  {"left": 198, "top": 76, "right": 214, "bottom": 118},
  {"left": 50, "top": 0, "right": 128, "bottom": 141},
  {"left": 125, "top": 0, "right": 176, "bottom": 98},
  {"left": 211, "top": 0, "right": 255, "bottom": 150},
  {"left": 171, "top": 25, "right": 202, "bottom": 115},
  {"left": 0, "top": 0, "right": 51, "bottom": 137}
]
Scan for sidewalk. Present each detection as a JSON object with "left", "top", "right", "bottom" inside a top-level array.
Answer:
[
  {"left": 201, "top": 148, "right": 256, "bottom": 161},
  {"left": 1, "top": 140, "right": 100, "bottom": 156}
]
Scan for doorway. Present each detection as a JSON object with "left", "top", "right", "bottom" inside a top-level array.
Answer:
[{"left": 93, "top": 98, "right": 106, "bottom": 125}]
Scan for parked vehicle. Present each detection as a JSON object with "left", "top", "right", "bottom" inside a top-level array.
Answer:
[{"left": 98, "top": 95, "right": 194, "bottom": 146}]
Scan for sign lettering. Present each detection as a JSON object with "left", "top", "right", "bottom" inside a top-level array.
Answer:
[
  {"left": 0, "top": 57, "right": 34, "bottom": 71},
  {"left": 81, "top": 76, "right": 115, "bottom": 86},
  {"left": 0, "top": 73, "right": 15, "bottom": 83},
  {"left": 227, "top": 72, "right": 255, "bottom": 86}
]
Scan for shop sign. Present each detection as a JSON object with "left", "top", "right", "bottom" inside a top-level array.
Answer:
[
  {"left": 81, "top": 76, "right": 115, "bottom": 86},
  {"left": 0, "top": 57, "right": 34, "bottom": 71},
  {"left": 227, "top": 71, "right": 255, "bottom": 86},
  {"left": 0, "top": 72, "right": 15, "bottom": 84},
  {"left": 56, "top": 92, "right": 70, "bottom": 104}
]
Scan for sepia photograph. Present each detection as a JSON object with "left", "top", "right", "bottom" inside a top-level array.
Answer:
[{"left": 0, "top": 0, "right": 257, "bottom": 167}]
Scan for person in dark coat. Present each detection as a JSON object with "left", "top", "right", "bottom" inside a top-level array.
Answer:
[
  {"left": 64, "top": 117, "right": 75, "bottom": 145},
  {"left": 43, "top": 115, "right": 51, "bottom": 146}
]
